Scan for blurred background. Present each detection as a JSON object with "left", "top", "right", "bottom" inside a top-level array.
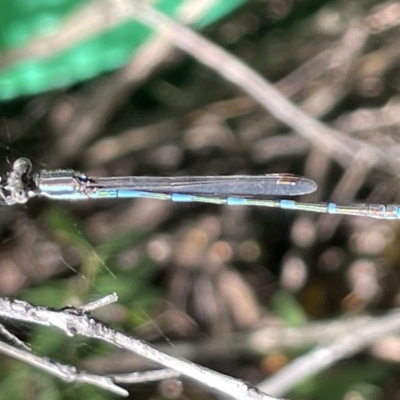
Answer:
[{"left": 1, "top": 0, "right": 400, "bottom": 399}]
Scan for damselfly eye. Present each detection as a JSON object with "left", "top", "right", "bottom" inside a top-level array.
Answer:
[{"left": 12, "top": 188, "right": 29, "bottom": 204}]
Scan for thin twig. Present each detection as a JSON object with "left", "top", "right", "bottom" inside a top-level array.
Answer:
[
  {"left": 112, "top": 368, "right": 180, "bottom": 384},
  {"left": 84, "top": 314, "right": 375, "bottom": 373},
  {"left": 0, "top": 338, "right": 128, "bottom": 396},
  {"left": 80, "top": 292, "right": 118, "bottom": 313},
  {"left": 258, "top": 307, "right": 400, "bottom": 396},
  {"left": 0, "top": 323, "right": 31, "bottom": 352}
]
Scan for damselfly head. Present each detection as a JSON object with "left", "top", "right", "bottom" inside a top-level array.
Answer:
[{"left": 0, "top": 158, "right": 35, "bottom": 205}]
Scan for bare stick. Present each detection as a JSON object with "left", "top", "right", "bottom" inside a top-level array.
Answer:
[
  {"left": 258, "top": 308, "right": 400, "bottom": 396},
  {"left": 0, "top": 296, "right": 278, "bottom": 400},
  {"left": 129, "top": 1, "right": 398, "bottom": 174}
]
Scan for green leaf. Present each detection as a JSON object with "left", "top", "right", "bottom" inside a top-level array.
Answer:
[
  {"left": 271, "top": 291, "right": 308, "bottom": 327},
  {"left": 0, "top": 0, "right": 246, "bottom": 99}
]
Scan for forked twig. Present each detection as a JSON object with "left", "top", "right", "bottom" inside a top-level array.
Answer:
[{"left": 0, "top": 294, "right": 278, "bottom": 400}]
